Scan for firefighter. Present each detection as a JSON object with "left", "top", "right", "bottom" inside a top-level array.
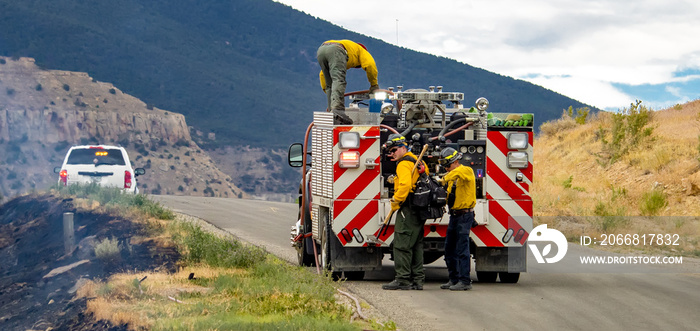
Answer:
[
  {"left": 381, "top": 134, "right": 426, "bottom": 290},
  {"left": 438, "top": 147, "right": 476, "bottom": 291},
  {"left": 317, "top": 39, "right": 379, "bottom": 125}
]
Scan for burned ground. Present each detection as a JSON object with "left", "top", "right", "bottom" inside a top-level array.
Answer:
[{"left": 0, "top": 194, "right": 179, "bottom": 330}]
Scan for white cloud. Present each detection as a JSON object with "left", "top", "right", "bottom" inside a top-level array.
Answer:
[{"left": 275, "top": 0, "right": 700, "bottom": 110}]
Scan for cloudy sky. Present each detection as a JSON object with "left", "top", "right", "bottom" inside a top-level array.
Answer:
[{"left": 275, "top": 0, "right": 700, "bottom": 111}]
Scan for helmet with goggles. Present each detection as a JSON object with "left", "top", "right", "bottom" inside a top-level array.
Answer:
[
  {"left": 382, "top": 134, "right": 407, "bottom": 153},
  {"left": 439, "top": 147, "right": 462, "bottom": 166}
]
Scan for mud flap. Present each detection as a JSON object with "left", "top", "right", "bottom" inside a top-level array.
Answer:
[
  {"left": 328, "top": 230, "right": 383, "bottom": 271},
  {"left": 474, "top": 246, "right": 527, "bottom": 273}
]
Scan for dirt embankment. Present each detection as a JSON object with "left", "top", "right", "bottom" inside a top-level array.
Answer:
[{"left": 0, "top": 194, "right": 178, "bottom": 330}]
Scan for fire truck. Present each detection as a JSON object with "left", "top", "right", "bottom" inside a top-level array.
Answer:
[{"left": 288, "top": 86, "right": 533, "bottom": 283}]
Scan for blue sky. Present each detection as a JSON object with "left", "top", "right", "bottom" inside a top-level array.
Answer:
[{"left": 275, "top": 0, "right": 700, "bottom": 111}]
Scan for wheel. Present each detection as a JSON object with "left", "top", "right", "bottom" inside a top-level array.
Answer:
[
  {"left": 320, "top": 220, "right": 345, "bottom": 280},
  {"left": 423, "top": 252, "right": 444, "bottom": 265},
  {"left": 320, "top": 222, "right": 332, "bottom": 271},
  {"left": 499, "top": 272, "right": 520, "bottom": 283},
  {"left": 297, "top": 236, "right": 317, "bottom": 267},
  {"left": 477, "top": 271, "right": 497, "bottom": 283},
  {"left": 296, "top": 209, "right": 317, "bottom": 267}
]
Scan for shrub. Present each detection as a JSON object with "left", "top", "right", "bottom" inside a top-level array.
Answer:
[
  {"left": 35, "top": 84, "right": 43, "bottom": 91},
  {"left": 0, "top": 58, "right": 5, "bottom": 64},
  {"left": 109, "top": 88, "right": 116, "bottom": 94},
  {"left": 6, "top": 88, "right": 15, "bottom": 96},
  {"left": 562, "top": 175, "right": 573, "bottom": 189},
  {"left": 63, "top": 84, "right": 70, "bottom": 91},
  {"left": 599, "top": 100, "right": 654, "bottom": 164},
  {"left": 540, "top": 112, "right": 577, "bottom": 136},
  {"left": 640, "top": 188, "right": 667, "bottom": 216},
  {"left": 95, "top": 237, "right": 121, "bottom": 264},
  {"left": 566, "top": 105, "right": 590, "bottom": 124}
]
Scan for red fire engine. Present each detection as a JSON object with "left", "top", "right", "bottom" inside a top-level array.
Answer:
[{"left": 289, "top": 86, "right": 533, "bottom": 283}]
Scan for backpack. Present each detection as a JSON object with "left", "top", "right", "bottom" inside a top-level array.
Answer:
[{"left": 400, "top": 156, "right": 448, "bottom": 220}]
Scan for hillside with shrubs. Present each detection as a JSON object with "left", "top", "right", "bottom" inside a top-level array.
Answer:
[{"left": 532, "top": 101, "right": 700, "bottom": 255}]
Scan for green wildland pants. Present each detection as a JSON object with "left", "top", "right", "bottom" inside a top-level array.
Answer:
[
  {"left": 392, "top": 205, "right": 425, "bottom": 286},
  {"left": 317, "top": 43, "right": 348, "bottom": 111}
]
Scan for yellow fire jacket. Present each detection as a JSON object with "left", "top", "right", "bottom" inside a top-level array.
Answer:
[
  {"left": 441, "top": 164, "right": 476, "bottom": 210},
  {"left": 391, "top": 151, "right": 429, "bottom": 211},
  {"left": 319, "top": 39, "right": 378, "bottom": 90}
]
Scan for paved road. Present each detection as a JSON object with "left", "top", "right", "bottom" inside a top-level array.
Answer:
[{"left": 153, "top": 195, "right": 700, "bottom": 331}]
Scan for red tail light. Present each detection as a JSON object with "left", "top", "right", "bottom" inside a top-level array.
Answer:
[
  {"left": 59, "top": 170, "right": 68, "bottom": 186},
  {"left": 124, "top": 170, "right": 132, "bottom": 189}
]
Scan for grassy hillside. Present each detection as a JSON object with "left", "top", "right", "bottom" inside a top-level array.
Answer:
[
  {"left": 0, "top": 0, "right": 593, "bottom": 148},
  {"left": 533, "top": 101, "right": 700, "bottom": 255}
]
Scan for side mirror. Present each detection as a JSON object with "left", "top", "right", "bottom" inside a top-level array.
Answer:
[
  {"left": 134, "top": 168, "right": 146, "bottom": 176},
  {"left": 288, "top": 143, "right": 304, "bottom": 167},
  {"left": 53, "top": 167, "right": 62, "bottom": 174}
]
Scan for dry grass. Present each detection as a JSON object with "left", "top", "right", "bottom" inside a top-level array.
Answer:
[
  {"left": 72, "top": 213, "right": 382, "bottom": 331},
  {"left": 77, "top": 267, "right": 245, "bottom": 330},
  {"left": 533, "top": 101, "right": 700, "bottom": 255}
]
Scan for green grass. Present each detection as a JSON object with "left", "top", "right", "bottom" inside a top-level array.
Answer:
[
  {"left": 52, "top": 183, "right": 174, "bottom": 220},
  {"left": 175, "top": 222, "right": 267, "bottom": 269}
]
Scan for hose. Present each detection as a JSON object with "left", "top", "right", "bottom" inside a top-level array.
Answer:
[
  {"left": 301, "top": 122, "right": 321, "bottom": 275},
  {"left": 380, "top": 124, "right": 399, "bottom": 134},
  {"left": 399, "top": 122, "right": 417, "bottom": 137},
  {"left": 429, "top": 118, "right": 475, "bottom": 141},
  {"left": 337, "top": 289, "right": 370, "bottom": 322}
]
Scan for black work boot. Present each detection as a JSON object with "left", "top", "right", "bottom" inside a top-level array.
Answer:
[
  {"left": 440, "top": 281, "right": 457, "bottom": 290},
  {"left": 411, "top": 282, "right": 423, "bottom": 290},
  {"left": 333, "top": 109, "right": 353, "bottom": 125},
  {"left": 382, "top": 280, "right": 411, "bottom": 290}
]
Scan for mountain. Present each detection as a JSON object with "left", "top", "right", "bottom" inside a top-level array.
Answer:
[
  {"left": 0, "top": 56, "right": 246, "bottom": 199},
  {"left": 0, "top": 0, "right": 594, "bottom": 150}
]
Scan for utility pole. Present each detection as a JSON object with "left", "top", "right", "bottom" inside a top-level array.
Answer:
[{"left": 396, "top": 19, "right": 401, "bottom": 84}]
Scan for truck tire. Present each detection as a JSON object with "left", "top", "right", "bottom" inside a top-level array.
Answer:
[
  {"left": 477, "top": 271, "right": 497, "bottom": 283},
  {"left": 297, "top": 236, "right": 317, "bottom": 267},
  {"left": 498, "top": 272, "right": 520, "bottom": 283},
  {"left": 320, "top": 219, "right": 346, "bottom": 280},
  {"left": 320, "top": 222, "right": 332, "bottom": 271},
  {"left": 296, "top": 209, "right": 316, "bottom": 267}
]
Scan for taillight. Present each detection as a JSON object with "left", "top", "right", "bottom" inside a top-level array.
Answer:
[
  {"left": 59, "top": 170, "right": 68, "bottom": 186},
  {"left": 124, "top": 170, "right": 132, "bottom": 189},
  {"left": 338, "top": 151, "right": 360, "bottom": 168}
]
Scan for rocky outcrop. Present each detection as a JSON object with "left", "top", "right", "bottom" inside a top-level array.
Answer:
[
  {"left": 0, "top": 57, "right": 190, "bottom": 144},
  {"left": 0, "top": 107, "right": 190, "bottom": 145},
  {"left": 0, "top": 56, "right": 244, "bottom": 199}
]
